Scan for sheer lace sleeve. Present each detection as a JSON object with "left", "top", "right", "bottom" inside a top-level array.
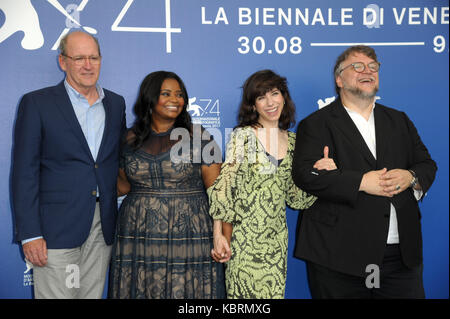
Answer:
[
  {"left": 207, "top": 128, "right": 253, "bottom": 224},
  {"left": 119, "top": 129, "right": 135, "bottom": 170}
]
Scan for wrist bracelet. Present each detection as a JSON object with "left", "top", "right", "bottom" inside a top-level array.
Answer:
[{"left": 408, "top": 170, "right": 418, "bottom": 188}]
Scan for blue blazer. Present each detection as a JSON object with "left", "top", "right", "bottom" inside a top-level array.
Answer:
[{"left": 12, "top": 81, "right": 126, "bottom": 249}]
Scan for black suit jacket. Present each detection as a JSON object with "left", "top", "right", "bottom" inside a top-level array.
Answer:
[{"left": 292, "top": 97, "right": 437, "bottom": 277}]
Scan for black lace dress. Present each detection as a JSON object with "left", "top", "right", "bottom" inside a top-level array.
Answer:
[{"left": 109, "top": 126, "right": 225, "bottom": 298}]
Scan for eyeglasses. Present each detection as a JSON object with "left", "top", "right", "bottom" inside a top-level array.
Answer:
[
  {"left": 62, "top": 54, "right": 102, "bottom": 66},
  {"left": 339, "top": 61, "right": 380, "bottom": 74}
]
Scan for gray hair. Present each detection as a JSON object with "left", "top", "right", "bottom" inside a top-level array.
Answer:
[{"left": 59, "top": 31, "right": 101, "bottom": 57}]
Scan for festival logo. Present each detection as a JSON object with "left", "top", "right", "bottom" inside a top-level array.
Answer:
[
  {"left": 317, "top": 96, "right": 336, "bottom": 109},
  {"left": 0, "top": 0, "right": 44, "bottom": 50},
  {"left": 111, "top": 0, "right": 181, "bottom": 53},
  {"left": 317, "top": 95, "right": 381, "bottom": 109},
  {"left": 188, "top": 97, "right": 221, "bottom": 128},
  {"left": 0, "top": 0, "right": 180, "bottom": 53},
  {"left": 23, "top": 260, "right": 33, "bottom": 287}
]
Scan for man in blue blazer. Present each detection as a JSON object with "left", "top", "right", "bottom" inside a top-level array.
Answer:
[{"left": 12, "top": 31, "right": 126, "bottom": 298}]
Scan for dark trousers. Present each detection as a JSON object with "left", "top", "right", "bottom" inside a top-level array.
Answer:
[{"left": 306, "top": 244, "right": 425, "bottom": 299}]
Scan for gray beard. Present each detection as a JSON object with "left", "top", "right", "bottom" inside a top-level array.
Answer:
[{"left": 344, "top": 84, "right": 378, "bottom": 100}]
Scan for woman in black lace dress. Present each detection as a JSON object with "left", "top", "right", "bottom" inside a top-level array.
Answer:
[{"left": 108, "top": 71, "right": 226, "bottom": 298}]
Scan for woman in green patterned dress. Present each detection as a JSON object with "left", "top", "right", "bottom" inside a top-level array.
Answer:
[{"left": 208, "top": 70, "right": 335, "bottom": 298}]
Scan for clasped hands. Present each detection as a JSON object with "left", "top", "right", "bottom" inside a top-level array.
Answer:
[
  {"left": 360, "top": 168, "right": 414, "bottom": 197},
  {"left": 315, "top": 146, "right": 413, "bottom": 197},
  {"left": 211, "top": 232, "right": 231, "bottom": 263}
]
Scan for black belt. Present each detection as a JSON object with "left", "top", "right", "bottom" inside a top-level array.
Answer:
[{"left": 96, "top": 197, "right": 100, "bottom": 202}]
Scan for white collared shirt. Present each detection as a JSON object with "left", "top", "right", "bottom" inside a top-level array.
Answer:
[{"left": 343, "top": 104, "right": 400, "bottom": 244}]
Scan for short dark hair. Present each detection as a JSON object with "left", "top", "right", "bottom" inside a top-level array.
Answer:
[
  {"left": 130, "top": 71, "right": 192, "bottom": 150},
  {"left": 237, "top": 69, "right": 296, "bottom": 130},
  {"left": 333, "top": 45, "right": 379, "bottom": 95}
]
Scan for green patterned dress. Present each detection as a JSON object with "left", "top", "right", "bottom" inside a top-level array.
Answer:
[{"left": 207, "top": 127, "right": 316, "bottom": 299}]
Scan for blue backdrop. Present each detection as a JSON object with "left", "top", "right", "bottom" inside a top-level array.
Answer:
[{"left": 0, "top": 0, "right": 448, "bottom": 299}]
